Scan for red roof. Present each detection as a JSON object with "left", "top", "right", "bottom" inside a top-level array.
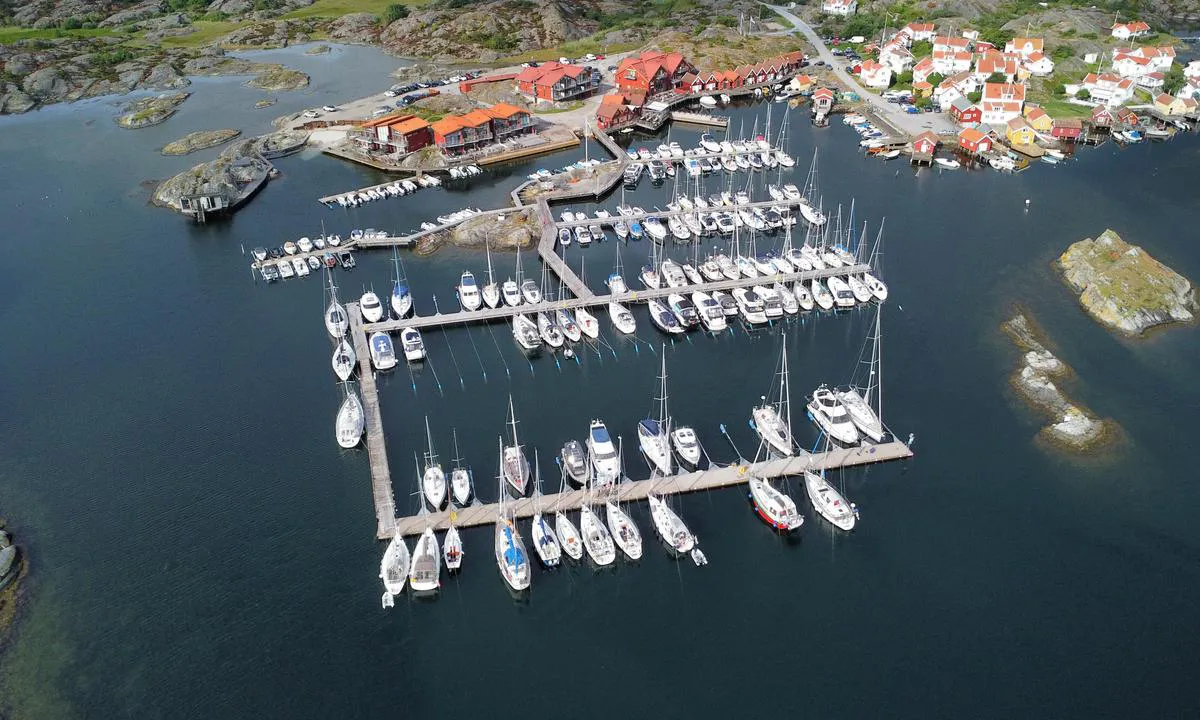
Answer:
[{"left": 483, "top": 103, "right": 527, "bottom": 120}]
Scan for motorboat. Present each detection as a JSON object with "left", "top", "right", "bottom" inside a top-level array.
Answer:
[
  {"left": 647, "top": 298, "right": 684, "bottom": 334},
  {"left": 575, "top": 306, "right": 600, "bottom": 339},
  {"left": 307, "top": 256, "right": 321, "bottom": 271},
  {"left": 935, "top": 158, "right": 960, "bottom": 170},
  {"left": 396, "top": 327, "right": 423, "bottom": 362},
  {"left": 332, "top": 337, "right": 356, "bottom": 381},
  {"left": 537, "top": 312, "right": 565, "bottom": 348},
  {"left": 359, "top": 291, "right": 383, "bottom": 323},
  {"left": 579, "top": 504, "right": 616, "bottom": 565},
  {"left": 292, "top": 258, "right": 310, "bottom": 277},
  {"left": 336, "top": 385, "right": 364, "bottom": 449},
  {"left": 408, "top": 527, "right": 441, "bottom": 593},
  {"left": 561, "top": 440, "right": 590, "bottom": 486},
  {"left": 667, "top": 293, "right": 700, "bottom": 329},
  {"left": 512, "top": 313, "right": 541, "bottom": 351},
  {"left": 793, "top": 282, "right": 815, "bottom": 311},
  {"left": 608, "top": 302, "right": 636, "bottom": 334},
  {"left": 379, "top": 532, "right": 411, "bottom": 598},
  {"left": 748, "top": 476, "right": 803, "bottom": 531},
  {"left": 810, "top": 279, "right": 834, "bottom": 310},
  {"left": 753, "top": 285, "right": 784, "bottom": 320},
  {"left": 807, "top": 384, "right": 860, "bottom": 445},
  {"left": 502, "top": 279, "right": 523, "bottom": 307},
  {"left": 647, "top": 494, "right": 696, "bottom": 554},
  {"left": 502, "top": 397, "right": 531, "bottom": 497},
  {"left": 699, "top": 258, "right": 723, "bottom": 282},
  {"left": 587, "top": 419, "right": 621, "bottom": 485},
  {"left": 458, "top": 271, "right": 482, "bottom": 311},
  {"left": 670, "top": 425, "right": 702, "bottom": 468},
  {"left": 826, "top": 276, "right": 856, "bottom": 308},
  {"left": 557, "top": 309, "right": 582, "bottom": 342},
  {"left": 804, "top": 471, "right": 856, "bottom": 531},
  {"left": 691, "top": 291, "right": 727, "bottom": 332},
  {"left": 444, "top": 525, "right": 464, "bottom": 572},
  {"left": 520, "top": 279, "right": 542, "bottom": 305},
  {"left": 660, "top": 259, "right": 688, "bottom": 288},
  {"left": 712, "top": 290, "right": 738, "bottom": 316},
  {"left": 699, "top": 132, "right": 722, "bottom": 153},
  {"left": 284, "top": 241, "right": 297, "bottom": 255},
  {"left": 643, "top": 216, "right": 668, "bottom": 242},
  {"left": 732, "top": 287, "right": 768, "bottom": 325},
  {"left": 606, "top": 501, "right": 643, "bottom": 560},
  {"left": 990, "top": 155, "right": 1016, "bottom": 171},
  {"left": 369, "top": 331, "right": 397, "bottom": 371},
  {"left": 667, "top": 216, "right": 691, "bottom": 242}
]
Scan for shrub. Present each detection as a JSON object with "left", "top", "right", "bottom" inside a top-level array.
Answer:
[
  {"left": 1051, "top": 45, "right": 1074, "bottom": 60},
  {"left": 1075, "top": 88, "right": 1090, "bottom": 100},
  {"left": 967, "top": 90, "right": 982, "bottom": 103},
  {"left": 384, "top": 4, "right": 409, "bottom": 24}
]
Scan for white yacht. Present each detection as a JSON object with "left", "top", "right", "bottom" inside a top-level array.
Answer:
[
  {"left": 638, "top": 353, "right": 674, "bottom": 475},
  {"left": 422, "top": 418, "right": 448, "bottom": 510},
  {"left": 520, "top": 279, "right": 542, "bottom": 305},
  {"left": 607, "top": 302, "right": 636, "bottom": 335},
  {"left": 807, "top": 384, "right": 860, "bottom": 445},
  {"left": 501, "top": 279, "right": 523, "bottom": 307},
  {"left": 838, "top": 307, "right": 885, "bottom": 442},
  {"left": 325, "top": 278, "right": 348, "bottom": 338},
  {"left": 336, "top": 385, "right": 364, "bottom": 449},
  {"left": 670, "top": 425, "right": 702, "bottom": 468},
  {"left": 753, "top": 285, "right": 785, "bottom": 320},
  {"left": 481, "top": 244, "right": 501, "bottom": 309},
  {"left": 827, "top": 275, "right": 856, "bottom": 308},
  {"left": 575, "top": 306, "right": 600, "bottom": 339},
  {"left": 561, "top": 440, "right": 590, "bottom": 486},
  {"left": 775, "top": 282, "right": 799, "bottom": 314},
  {"left": 449, "top": 429, "right": 473, "bottom": 506},
  {"left": 557, "top": 309, "right": 582, "bottom": 342},
  {"left": 537, "top": 311, "right": 565, "bottom": 348},
  {"left": 502, "top": 397, "right": 531, "bottom": 497},
  {"left": 332, "top": 337, "right": 356, "bottom": 381},
  {"left": 530, "top": 451, "right": 561, "bottom": 567},
  {"left": 810, "top": 278, "right": 835, "bottom": 310},
  {"left": 712, "top": 290, "right": 739, "bottom": 316},
  {"left": 647, "top": 298, "right": 684, "bottom": 335},
  {"left": 579, "top": 503, "right": 616, "bottom": 566},
  {"left": 444, "top": 525, "right": 464, "bottom": 572},
  {"left": 606, "top": 501, "right": 643, "bottom": 560},
  {"left": 512, "top": 313, "right": 541, "bottom": 351},
  {"left": 587, "top": 419, "right": 621, "bottom": 485},
  {"left": 458, "top": 271, "right": 482, "bottom": 311},
  {"left": 369, "top": 331, "right": 397, "bottom": 371},
  {"left": 752, "top": 342, "right": 795, "bottom": 456},
  {"left": 863, "top": 272, "right": 888, "bottom": 302},
  {"left": 555, "top": 509, "right": 584, "bottom": 561},
  {"left": 691, "top": 291, "right": 727, "bottom": 332},
  {"left": 495, "top": 513, "right": 531, "bottom": 592},
  {"left": 732, "top": 287, "right": 768, "bottom": 325},
  {"left": 408, "top": 526, "right": 441, "bottom": 593},
  {"left": 400, "top": 327, "right": 425, "bottom": 362},
  {"left": 360, "top": 291, "right": 384, "bottom": 322},
  {"left": 390, "top": 249, "right": 412, "bottom": 318},
  {"left": 379, "top": 532, "right": 411, "bottom": 598},
  {"left": 793, "top": 282, "right": 815, "bottom": 311},
  {"left": 748, "top": 476, "right": 804, "bottom": 531},
  {"left": 647, "top": 493, "right": 696, "bottom": 554},
  {"left": 804, "top": 470, "right": 856, "bottom": 531}
]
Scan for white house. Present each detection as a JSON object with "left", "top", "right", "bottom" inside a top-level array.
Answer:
[
  {"left": 980, "top": 81, "right": 1025, "bottom": 124},
  {"left": 1110, "top": 21, "right": 1150, "bottom": 41},
  {"left": 1003, "top": 37, "right": 1045, "bottom": 59},
  {"left": 974, "top": 51, "right": 1020, "bottom": 83},
  {"left": 1078, "top": 72, "right": 1135, "bottom": 106},
  {"left": 821, "top": 0, "right": 857, "bottom": 16},
  {"left": 859, "top": 59, "right": 893, "bottom": 89},
  {"left": 899, "top": 22, "right": 937, "bottom": 44},
  {"left": 1112, "top": 46, "right": 1176, "bottom": 76},
  {"left": 933, "top": 35, "right": 971, "bottom": 54},
  {"left": 912, "top": 56, "right": 936, "bottom": 84},
  {"left": 1112, "top": 52, "right": 1153, "bottom": 78},
  {"left": 1180, "top": 78, "right": 1200, "bottom": 101},
  {"left": 934, "top": 71, "right": 979, "bottom": 110},
  {"left": 1136, "top": 72, "right": 1165, "bottom": 90},
  {"left": 932, "top": 49, "right": 973, "bottom": 76},
  {"left": 879, "top": 41, "right": 914, "bottom": 74},
  {"left": 1022, "top": 51, "right": 1055, "bottom": 77}
]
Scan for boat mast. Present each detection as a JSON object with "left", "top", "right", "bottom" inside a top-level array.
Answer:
[
  {"left": 485, "top": 241, "right": 494, "bottom": 285},
  {"left": 424, "top": 416, "right": 436, "bottom": 466},
  {"left": 874, "top": 305, "right": 883, "bottom": 424},
  {"left": 508, "top": 395, "right": 520, "bottom": 450},
  {"left": 452, "top": 427, "right": 463, "bottom": 469},
  {"left": 657, "top": 346, "right": 670, "bottom": 430},
  {"left": 496, "top": 436, "right": 506, "bottom": 520},
  {"left": 781, "top": 339, "right": 792, "bottom": 444}
]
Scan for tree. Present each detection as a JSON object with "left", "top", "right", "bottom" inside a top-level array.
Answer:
[
  {"left": 896, "top": 70, "right": 913, "bottom": 85},
  {"left": 926, "top": 72, "right": 945, "bottom": 87},
  {"left": 1075, "top": 89, "right": 1090, "bottom": 100},
  {"left": 967, "top": 90, "right": 982, "bottom": 103},
  {"left": 384, "top": 3, "right": 409, "bottom": 24},
  {"left": 1051, "top": 45, "right": 1075, "bottom": 61},
  {"left": 985, "top": 72, "right": 1007, "bottom": 84},
  {"left": 1162, "top": 65, "right": 1185, "bottom": 94}
]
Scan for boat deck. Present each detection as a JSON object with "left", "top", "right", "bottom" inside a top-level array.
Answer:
[{"left": 387, "top": 440, "right": 912, "bottom": 538}]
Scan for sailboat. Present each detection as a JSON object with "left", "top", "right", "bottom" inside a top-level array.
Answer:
[
  {"left": 481, "top": 241, "right": 501, "bottom": 309},
  {"left": 335, "top": 382, "right": 364, "bottom": 449},
  {"left": 647, "top": 493, "right": 696, "bottom": 554},
  {"left": 444, "top": 523, "right": 464, "bottom": 572},
  {"left": 502, "top": 246, "right": 524, "bottom": 307},
  {"left": 409, "top": 511, "right": 441, "bottom": 593},
  {"left": 332, "top": 336, "right": 356, "bottom": 381},
  {"left": 324, "top": 272, "right": 348, "bottom": 338},
  {"left": 607, "top": 242, "right": 628, "bottom": 294},
  {"left": 748, "top": 475, "right": 804, "bottom": 531},
  {"left": 799, "top": 149, "right": 827, "bottom": 227},
  {"left": 640, "top": 239, "right": 662, "bottom": 290},
  {"left": 638, "top": 349, "right": 673, "bottom": 475},
  {"left": 449, "top": 428, "right": 473, "bottom": 506},
  {"left": 390, "top": 248, "right": 413, "bottom": 319},
  {"left": 863, "top": 219, "right": 889, "bottom": 302},
  {"left": 554, "top": 465, "right": 585, "bottom": 561},
  {"left": 607, "top": 301, "right": 636, "bottom": 334},
  {"left": 530, "top": 450, "right": 562, "bottom": 567},
  {"left": 379, "top": 531, "right": 411, "bottom": 602},
  {"left": 494, "top": 443, "right": 532, "bottom": 591},
  {"left": 804, "top": 468, "right": 856, "bottom": 531},
  {"left": 751, "top": 340, "right": 795, "bottom": 457},
  {"left": 606, "top": 442, "right": 643, "bottom": 560},
  {"left": 422, "top": 417, "right": 448, "bottom": 509},
  {"left": 501, "top": 396, "right": 530, "bottom": 497},
  {"left": 579, "top": 492, "right": 616, "bottom": 566},
  {"left": 838, "top": 306, "right": 885, "bottom": 442}
]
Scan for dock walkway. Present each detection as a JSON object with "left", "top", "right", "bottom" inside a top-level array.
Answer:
[
  {"left": 552, "top": 197, "right": 809, "bottom": 228},
  {"left": 388, "top": 440, "right": 912, "bottom": 537},
  {"left": 534, "top": 199, "right": 594, "bottom": 299},
  {"left": 347, "top": 304, "right": 397, "bottom": 538}
]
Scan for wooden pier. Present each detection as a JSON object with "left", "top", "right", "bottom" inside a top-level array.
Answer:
[
  {"left": 347, "top": 303, "right": 398, "bottom": 538},
  {"left": 386, "top": 440, "right": 912, "bottom": 538},
  {"left": 534, "top": 198, "right": 595, "bottom": 300}
]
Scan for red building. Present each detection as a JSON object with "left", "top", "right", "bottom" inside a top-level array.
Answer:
[
  {"left": 812, "top": 87, "right": 835, "bottom": 113},
  {"left": 911, "top": 131, "right": 939, "bottom": 156},
  {"left": 429, "top": 103, "right": 535, "bottom": 156},
  {"left": 616, "top": 51, "right": 697, "bottom": 95},
  {"left": 958, "top": 127, "right": 993, "bottom": 153},
  {"left": 1051, "top": 117, "right": 1083, "bottom": 141},
  {"left": 1090, "top": 105, "right": 1113, "bottom": 129},
  {"left": 595, "top": 93, "right": 639, "bottom": 129},
  {"left": 515, "top": 62, "right": 601, "bottom": 102},
  {"left": 949, "top": 96, "right": 982, "bottom": 124},
  {"left": 483, "top": 103, "right": 535, "bottom": 140},
  {"left": 357, "top": 113, "right": 433, "bottom": 155}
]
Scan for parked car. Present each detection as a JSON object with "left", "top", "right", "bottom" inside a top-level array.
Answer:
[
  {"left": 607, "top": 65, "right": 617, "bottom": 71},
  {"left": 321, "top": 105, "right": 338, "bottom": 112},
  {"left": 371, "top": 107, "right": 391, "bottom": 117},
  {"left": 384, "top": 89, "right": 398, "bottom": 97},
  {"left": 302, "top": 110, "right": 320, "bottom": 118}
]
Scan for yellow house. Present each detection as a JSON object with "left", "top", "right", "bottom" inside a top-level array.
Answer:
[
  {"left": 1006, "top": 117, "right": 1036, "bottom": 146},
  {"left": 1023, "top": 106, "right": 1053, "bottom": 133},
  {"left": 1154, "top": 93, "right": 1188, "bottom": 115},
  {"left": 912, "top": 80, "right": 933, "bottom": 97}
]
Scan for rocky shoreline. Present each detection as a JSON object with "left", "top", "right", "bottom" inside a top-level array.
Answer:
[
  {"left": 1002, "top": 311, "right": 1117, "bottom": 452},
  {"left": 1057, "top": 229, "right": 1197, "bottom": 337},
  {"left": 0, "top": 518, "right": 25, "bottom": 649},
  {"left": 115, "top": 91, "right": 190, "bottom": 128},
  {"left": 153, "top": 139, "right": 274, "bottom": 212},
  {"left": 161, "top": 128, "right": 241, "bottom": 156},
  {"left": 414, "top": 210, "right": 536, "bottom": 256}
]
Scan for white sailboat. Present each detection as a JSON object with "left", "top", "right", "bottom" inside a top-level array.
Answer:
[
  {"left": 837, "top": 306, "right": 885, "bottom": 442},
  {"left": 444, "top": 523, "right": 464, "bottom": 572},
  {"left": 481, "top": 242, "right": 501, "bottom": 309},
  {"left": 409, "top": 521, "right": 441, "bottom": 593},
  {"left": 332, "top": 337, "right": 356, "bottom": 381},
  {"left": 335, "top": 382, "right": 364, "bottom": 449},
  {"left": 638, "top": 350, "right": 673, "bottom": 476},
  {"left": 863, "top": 219, "right": 889, "bottom": 302},
  {"left": 608, "top": 242, "right": 628, "bottom": 294},
  {"left": 748, "top": 475, "right": 804, "bottom": 531},
  {"left": 647, "top": 493, "right": 696, "bottom": 554},
  {"left": 751, "top": 341, "right": 795, "bottom": 457},
  {"left": 390, "top": 248, "right": 413, "bottom": 319},
  {"left": 606, "top": 498, "right": 643, "bottom": 560},
  {"left": 379, "top": 531, "right": 411, "bottom": 601},
  {"left": 579, "top": 496, "right": 616, "bottom": 566},
  {"left": 554, "top": 460, "right": 585, "bottom": 561},
  {"left": 530, "top": 450, "right": 562, "bottom": 567},
  {"left": 502, "top": 396, "right": 530, "bottom": 497},
  {"left": 324, "top": 272, "right": 348, "bottom": 338},
  {"left": 512, "top": 313, "right": 540, "bottom": 351},
  {"left": 494, "top": 456, "right": 532, "bottom": 591},
  {"left": 804, "top": 469, "right": 856, "bottom": 531},
  {"left": 607, "top": 301, "right": 636, "bottom": 335},
  {"left": 421, "top": 417, "right": 448, "bottom": 509},
  {"left": 449, "top": 428, "right": 473, "bottom": 506}
]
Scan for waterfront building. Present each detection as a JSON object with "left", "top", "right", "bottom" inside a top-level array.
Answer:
[
  {"left": 910, "top": 131, "right": 939, "bottom": 162},
  {"left": 1005, "top": 117, "right": 1036, "bottom": 146},
  {"left": 812, "top": 87, "right": 835, "bottom": 114},
  {"left": 1153, "top": 93, "right": 1194, "bottom": 116},
  {"left": 356, "top": 114, "right": 433, "bottom": 155},
  {"left": 1051, "top": 117, "right": 1084, "bottom": 142},
  {"left": 429, "top": 103, "right": 534, "bottom": 156},
  {"left": 615, "top": 51, "right": 697, "bottom": 95},
  {"left": 595, "top": 93, "right": 639, "bottom": 129},
  {"left": 1110, "top": 20, "right": 1151, "bottom": 40},
  {"left": 949, "top": 96, "right": 982, "bottom": 125},
  {"left": 516, "top": 62, "right": 601, "bottom": 102},
  {"left": 958, "top": 127, "right": 992, "bottom": 154},
  {"left": 980, "top": 81, "right": 1025, "bottom": 125},
  {"left": 1023, "top": 106, "right": 1053, "bottom": 133},
  {"left": 821, "top": 0, "right": 857, "bottom": 16}
]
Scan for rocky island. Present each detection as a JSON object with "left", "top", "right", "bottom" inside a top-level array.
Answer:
[
  {"left": 415, "top": 210, "right": 535, "bottom": 256},
  {"left": 161, "top": 128, "right": 241, "bottom": 156},
  {"left": 1058, "top": 229, "right": 1197, "bottom": 336},
  {"left": 1003, "top": 311, "right": 1116, "bottom": 452},
  {"left": 245, "top": 66, "right": 309, "bottom": 91},
  {"left": 0, "top": 518, "right": 24, "bottom": 644},
  {"left": 153, "top": 139, "right": 274, "bottom": 215},
  {"left": 115, "top": 91, "right": 189, "bottom": 128}
]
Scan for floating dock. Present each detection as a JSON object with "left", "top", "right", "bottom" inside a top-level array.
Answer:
[
  {"left": 347, "top": 304, "right": 398, "bottom": 538},
  {"left": 387, "top": 441, "right": 912, "bottom": 538}
]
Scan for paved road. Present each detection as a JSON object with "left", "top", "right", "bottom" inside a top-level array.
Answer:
[{"left": 763, "top": 3, "right": 956, "bottom": 136}]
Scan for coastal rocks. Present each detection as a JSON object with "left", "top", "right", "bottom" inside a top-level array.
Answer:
[
  {"left": 305, "top": 44, "right": 331, "bottom": 55},
  {"left": 1002, "top": 311, "right": 1115, "bottom": 452},
  {"left": 245, "top": 66, "right": 310, "bottom": 91},
  {"left": 1057, "top": 229, "right": 1196, "bottom": 336},
  {"left": 254, "top": 98, "right": 277, "bottom": 109},
  {"left": 378, "top": 0, "right": 598, "bottom": 60},
  {"left": 0, "top": 518, "right": 24, "bottom": 640},
  {"left": 0, "top": 84, "right": 36, "bottom": 114},
  {"left": 115, "top": 91, "right": 190, "bottom": 128},
  {"left": 221, "top": 21, "right": 302, "bottom": 49},
  {"left": 327, "top": 13, "right": 383, "bottom": 44},
  {"left": 416, "top": 211, "right": 535, "bottom": 256},
  {"left": 99, "top": 0, "right": 167, "bottom": 28},
  {"left": 161, "top": 128, "right": 242, "bottom": 155},
  {"left": 22, "top": 66, "right": 73, "bottom": 99},
  {"left": 143, "top": 61, "right": 191, "bottom": 90},
  {"left": 153, "top": 139, "right": 273, "bottom": 213}
]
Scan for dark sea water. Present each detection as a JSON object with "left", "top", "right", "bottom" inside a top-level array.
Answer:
[{"left": 2, "top": 43, "right": 1199, "bottom": 719}]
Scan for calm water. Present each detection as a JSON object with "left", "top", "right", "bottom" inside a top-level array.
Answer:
[{"left": 2, "top": 44, "right": 1199, "bottom": 719}]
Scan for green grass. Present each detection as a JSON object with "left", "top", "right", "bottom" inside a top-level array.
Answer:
[
  {"left": 157, "top": 21, "right": 241, "bottom": 48},
  {"left": 532, "top": 101, "right": 583, "bottom": 114},
  {"left": 0, "top": 26, "right": 115, "bottom": 43},
  {"left": 496, "top": 40, "right": 641, "bottom": 66},
  {"left": 1035, "top": 98, "right": 1091, "bottom": 119},
  {"left": 282, "top": 0, "right": 429, "bottom": 20}
]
